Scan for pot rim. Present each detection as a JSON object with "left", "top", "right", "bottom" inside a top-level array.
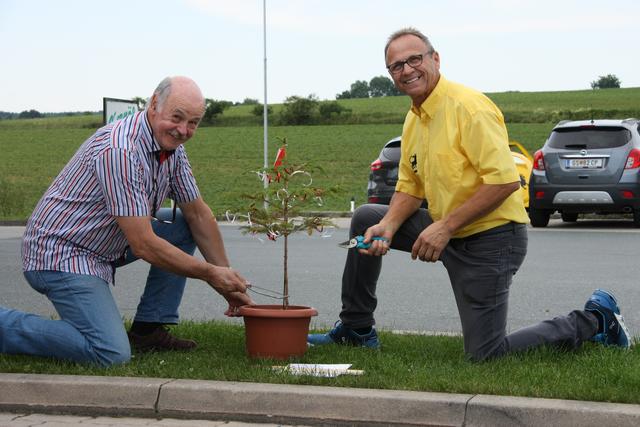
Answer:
[{"left": 238, "top": 304, "right": 318, "bottom": 318}]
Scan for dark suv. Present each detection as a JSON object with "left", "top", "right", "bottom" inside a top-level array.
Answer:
[
  {"left": 528, "top": 118, "right": 640, "bottom": 227},
  {"left": 367, "top": 136, "right": 402, "bottom": 205}
]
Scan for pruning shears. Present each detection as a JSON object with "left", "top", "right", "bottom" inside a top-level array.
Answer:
[{"left": 338, "top": 235, "right": 388, "bottom": 249}]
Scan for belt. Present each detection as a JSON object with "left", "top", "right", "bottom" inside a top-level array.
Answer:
[{"left": 459, "top": 222, "right": 526, "bottom": 241}]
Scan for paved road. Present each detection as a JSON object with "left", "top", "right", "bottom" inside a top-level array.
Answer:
[{"left": 1, "top": 218, "right": 639, "bottom": 335}]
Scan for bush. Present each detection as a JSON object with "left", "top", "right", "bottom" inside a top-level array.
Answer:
[
  {"left": 279, "top": 95, "right": 319, "bottom": 125},
  {"left": 18, "top": 109, "right": 43, "bottom": 119},
  {"left": 252, "top": 104, "right": 273, "bottom": 117},
  {"left": 591, "top": 74, "right": 621, "bottom": 89},
  {"left": 319, "top": 101, "right": 348, "bottom": 119},
  {"left": 203, "top": 99, "right": 233, "bottom": 124}
]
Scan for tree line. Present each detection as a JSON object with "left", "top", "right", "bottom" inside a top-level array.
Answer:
[
  {"left": 1, "top": 74, "right": 622, "bottom": 122},
  {"left": 336, "top": 76, "right": 401, "bottom": 99},
  {"left": 0, "top": 110, "right": 97, "bottom": 120}
]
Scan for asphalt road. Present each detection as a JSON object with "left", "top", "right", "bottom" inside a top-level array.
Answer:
[{"left": 1, "top": 217, "right": 639, "bottom": 335}]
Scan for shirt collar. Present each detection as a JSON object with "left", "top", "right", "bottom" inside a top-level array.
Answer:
[{"left": 410, "top": 75, "right": 448, "bottom": 119}]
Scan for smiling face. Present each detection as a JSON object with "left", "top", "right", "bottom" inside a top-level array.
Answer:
[
  {"left": 386, "top": 34, "right": 440, "bottom": 107},
  {"left": 147, "top": 77, "right": 205, "bottom": 151}
]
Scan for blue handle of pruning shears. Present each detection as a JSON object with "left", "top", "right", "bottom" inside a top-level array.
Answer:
[{"left": 354, "top": 235, "right": 387, "bottom": 249}]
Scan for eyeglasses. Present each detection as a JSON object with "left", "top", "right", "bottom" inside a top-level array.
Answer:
[
  {"left": 386, "top": 51, "right": 433, "bottom": 75},
  {"left": 151, "top": 152, "right": 176, "bottom": 224}
]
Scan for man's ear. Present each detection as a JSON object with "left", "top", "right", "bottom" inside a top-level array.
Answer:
[
  {"left": 432, "top": 51, "right": 441, "bottom": 68},
  {"left": 148, "top": 95, "right": 158, "bottom": 111}
]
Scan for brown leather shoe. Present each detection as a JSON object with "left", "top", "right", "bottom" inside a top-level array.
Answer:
[{"left": 128, "top": 327, "right": 197, "bottom": 352}]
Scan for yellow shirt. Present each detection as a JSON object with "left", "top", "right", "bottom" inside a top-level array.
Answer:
[{"left": 395, "top": 76, "right": 529, "bottom": 238}]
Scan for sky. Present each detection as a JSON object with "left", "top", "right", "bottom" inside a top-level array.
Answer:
[{"left": 1, "top": 0, "right": 639, "bottom": 113}]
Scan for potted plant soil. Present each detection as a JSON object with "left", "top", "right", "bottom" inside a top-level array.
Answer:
[{"left": 237, "top": 139, "right": 335, "bottom": 359}]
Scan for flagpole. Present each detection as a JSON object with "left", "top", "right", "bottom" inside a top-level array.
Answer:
[{"left": 262, "top": 0, "right": 269, "bottom": 200}]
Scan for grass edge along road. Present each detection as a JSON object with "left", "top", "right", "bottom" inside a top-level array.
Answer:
[{"left": 1, "top": 321, "right": 638, "bottom": 405}]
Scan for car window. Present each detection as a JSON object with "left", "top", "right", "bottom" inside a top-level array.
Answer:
[
  {"left": 382, "top": 139, "right": 401, "bottom": 157},
  {"left": 547, "top": 127, "right": 631, "bottom": 149}
]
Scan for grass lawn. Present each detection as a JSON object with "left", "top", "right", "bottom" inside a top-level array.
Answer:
[
  {"left": 1, "top": 85, "right": 636, "bottom": 221},
  {"left": 220, "top": 87, "right": 640, "bottom": 125},
  {"left": 1, "top": 321, "right": 638, "bottom": 405},
  {"left": 0, "top": 122, "right": 552, "bottom": 221}
]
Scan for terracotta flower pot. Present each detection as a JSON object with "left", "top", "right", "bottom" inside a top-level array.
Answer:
[{"left": 238, "top": 304, "right": 318, "bottom": 360}]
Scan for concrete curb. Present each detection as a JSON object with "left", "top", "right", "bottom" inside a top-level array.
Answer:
[{"left": 1, "top": 374, "right": 640, "bottom": 426}]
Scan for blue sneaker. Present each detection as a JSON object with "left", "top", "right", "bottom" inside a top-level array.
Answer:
[
  {"left": 584, "top": 289, "right": 632, "bottom": 348},
  {"left": 307, "top": 321, "right": 380, "bottom": 349}
]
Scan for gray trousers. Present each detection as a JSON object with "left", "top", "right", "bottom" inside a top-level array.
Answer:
[{"left": 340, "top": 204, "right": 598, "bottom": 361}]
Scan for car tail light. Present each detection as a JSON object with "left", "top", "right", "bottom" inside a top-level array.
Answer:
[
  {"left": 368, "top": 196, "right": 380, "bottom": 203},
  {"left": 535, "top": 191, "right": 545, "bottom": 199},
  {"left": 624, "top": 148, "right": 640, "bottom": 169},
  {"left": 621, "top": 190, "right": 635, "bottom": 199},
  {"left": 370, "top": 159, "right": 383, "bottom": 171},
  {"left": 533, "top": 150, "right": 545, "bottom": 171}
]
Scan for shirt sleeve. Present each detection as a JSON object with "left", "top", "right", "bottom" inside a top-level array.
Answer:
[
  {"left": 396, "top": 154, "right": 425, "bottom": 199},
  {"left": 95, "top": 148, "right": 150, "bottom": 217},
  {"left": 170, "top": 149, "right": 201, "bottom": 204},
  {"left": 461, "top": 109, "right": 520, "bottom": 185}
]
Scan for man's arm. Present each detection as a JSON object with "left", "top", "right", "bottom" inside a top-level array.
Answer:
[
  {"left": 411, "top": 181, "right": 520, "bottom": 262},
  {"left": 381, "top": 191, "right": 424, "bottom": 235},
  {"left": 178, "top": 197, "right": 230, "bottom": 267},
  {"left": 115, "top": 210, "right": 248, "bottom": 299},
  {"left": 440, "top": 181, "right": 520, "bottom": 234}
]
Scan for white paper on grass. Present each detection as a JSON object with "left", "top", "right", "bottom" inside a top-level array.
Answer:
[{"left": 275, "top": 363, "right": 362, "bottom": 377}]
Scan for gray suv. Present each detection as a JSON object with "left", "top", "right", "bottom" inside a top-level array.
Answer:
[{"left": 528, "top": 118, "right": 640, "bottom": 227}]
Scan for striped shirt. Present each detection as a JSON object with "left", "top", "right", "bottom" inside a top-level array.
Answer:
[{"left": 22, "top": 111, "right": 200, "bottom": 284}]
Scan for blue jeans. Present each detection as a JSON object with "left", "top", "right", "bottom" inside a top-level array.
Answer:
[{"left": 0, "top": 208, "right": 196, "bottom": 366}]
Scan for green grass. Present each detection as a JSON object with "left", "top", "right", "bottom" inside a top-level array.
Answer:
[
  {"left": 488, "top": 87, "right": 640, "bottom": 112},
  {"left": 1, "top": 85, "right": 636, "bottom": 221},
  {"left": 2, "top": 86, "right": 638, "bottom": 129},
  {"left": 0, "top": 121, "right": 554, "bottom": 221},
  {"left": 216, "top": 87, "right": 640, "bottom": 125},
  {"left": 1, "top": 321, "right": 638, "bottom": 404},
  {"left": 0, "top": 114, "right": 102, "bottom": 129}
]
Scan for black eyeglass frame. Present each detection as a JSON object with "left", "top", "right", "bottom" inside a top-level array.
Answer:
[{"left": 386, "top": 50, "right": 434, "bottom": 75}]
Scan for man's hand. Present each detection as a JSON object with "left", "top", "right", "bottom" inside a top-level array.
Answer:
[
  {"left": 223, "top": 291, "right": 254, "bottom": 317},
  {"left": 411, "top": 220, "right": 453, "bottom": 262},
  {"left": 207, "top": 265, "right": 248, "bottom": 294},
  {"left": 206, "top": 266, "right": 254, "bottom": 315},
  {"left": 358, "top": 223, "right": 393, "bottom": 256}
]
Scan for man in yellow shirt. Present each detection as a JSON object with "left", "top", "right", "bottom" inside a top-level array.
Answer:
[{"left": 308, "top": 28, "right": 631, "bottom": 360}]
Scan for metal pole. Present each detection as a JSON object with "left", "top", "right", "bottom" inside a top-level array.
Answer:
[{"left": 262, "top": 0, "right": 269, "bottom": 194}]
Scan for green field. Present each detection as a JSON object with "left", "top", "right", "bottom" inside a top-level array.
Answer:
[
  {"left": 220, "top": 86, "right": 640, "bottom": 125},
  {"left": 0, "top": 122, "right": 553, "bottom": 221},
  {"left": 1, "top": 86, "right": 637, "bottom": 221}
]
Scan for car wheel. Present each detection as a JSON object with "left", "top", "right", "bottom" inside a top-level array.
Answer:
[
  {"left": 529, "top": 208, "right": 551, "bottom": 227},
  {"left": 633, "top": 210, "right": 640, "bottom": 228},
  {"left": 561, "top": 212, "right": 578, "bottom": 222}
]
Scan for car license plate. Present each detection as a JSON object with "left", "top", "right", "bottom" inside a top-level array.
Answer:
[{"left": 565, "top": 158, "right": 603, "bottom": 169}]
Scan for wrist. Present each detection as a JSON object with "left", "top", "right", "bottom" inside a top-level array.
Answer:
[
  {"left": 203, "top": 263, "right": 218, "bottom": 283},
  {"left": 440, "top": 216, "right": 458, "bottom": 236}
]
